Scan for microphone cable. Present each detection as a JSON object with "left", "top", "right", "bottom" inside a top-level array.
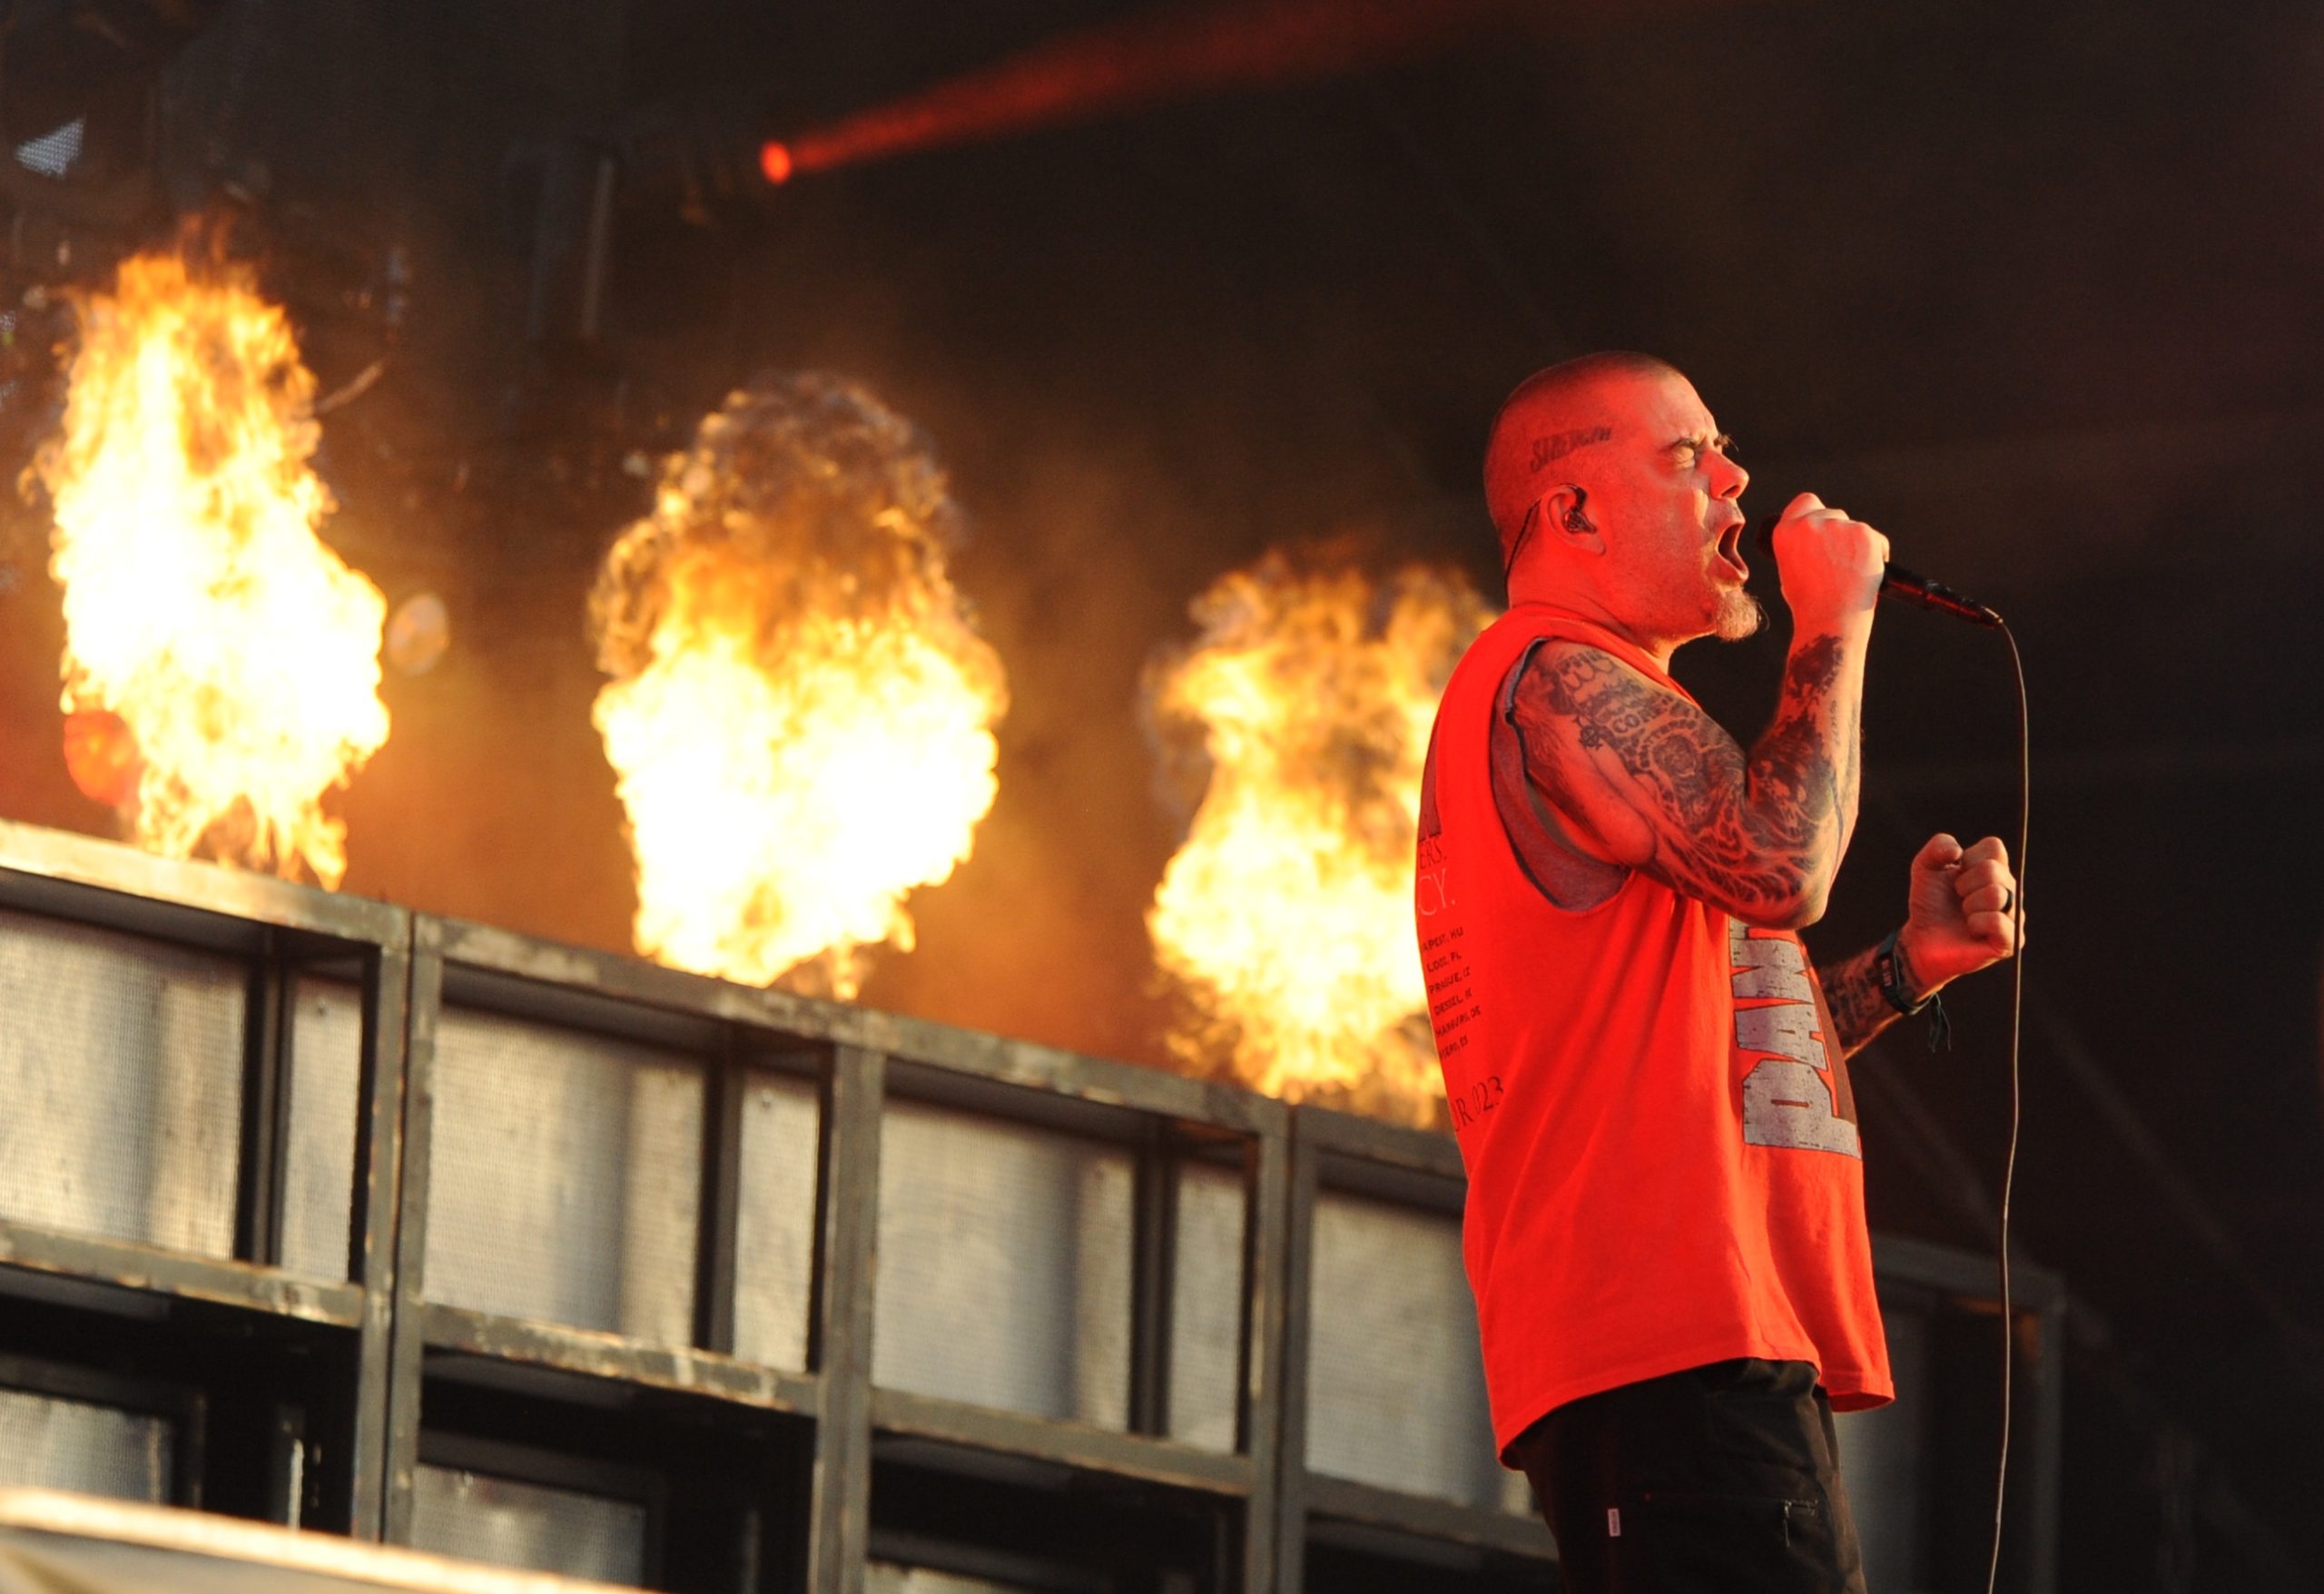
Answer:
[
  {"left": 1752, "top": 509, "right": 2031, "bottom": 1589},
  {"left": 1985, "top": 617, "right": 2031, "bottom": 1594}
]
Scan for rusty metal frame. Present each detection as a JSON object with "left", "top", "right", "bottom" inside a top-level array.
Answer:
[
  {"left": 345, "top": 927, "right": 412, "bottom": 1539},
  {"left": 1265, "top": 1125, "right": 1320, "bottom": 1594},
  {"left": 0, "top": 822, "right": 410, "bottom": 1539},
  {"left": 803, "top": 1042, "right": 880, "bottom": 1593},
  {"left": 400, "top": 909, "right": 1294, "bottom": 1589},
  {"left": 0, "top": 822, "right": 405, "bottom": 951},
  {"left": 867, "top": 1051, "right": 1289, "bottom": 1590},
  {"left": 379, "top": 923, "right": 441, "bottom": 1547},
  {"left": 1275, "top": 1104, "right": 1555, "bottom": 1580},
  {"left": 0, "top": 1345, "right": 211, "bottom": 1509},
  {"left": 0, "top": 1224, "right": 364, "bottom": 1326},
  {"left": 1239, "top": 1120, "right": 1293, "bottom": 1592},
  {"left": 385, "top": 917, "right": 869, "bottom": 1582}
]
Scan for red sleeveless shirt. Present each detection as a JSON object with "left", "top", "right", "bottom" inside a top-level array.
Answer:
[{"left": 1416, "top": 605, "right": 1892, "bottom": 1456}]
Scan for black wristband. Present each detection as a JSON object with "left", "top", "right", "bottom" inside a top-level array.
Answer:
[
  {"left": 1873, "top": 929, "right": 1928, "bottom": 1014},
  {"left": 1875, "top": 929, "right": 1952, "bottom": 1052}
]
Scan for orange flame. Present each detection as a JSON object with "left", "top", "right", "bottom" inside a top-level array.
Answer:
[
  {"left": 1147, "top": 553, "right": 1492, "bottom": 1126},
  {"left": 590, "top": 374, "right": 1007, "bottom": 997},
  {"left": 61, "top": 708, "right": 141, "bottom": 809},
  {"left": 34, "top": 250, "right": 389, "bottom": 885}
]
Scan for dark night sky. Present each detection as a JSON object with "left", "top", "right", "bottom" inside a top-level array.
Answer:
[{"left": 3, "top": 0, "right": 2321, "bottom": 1578}]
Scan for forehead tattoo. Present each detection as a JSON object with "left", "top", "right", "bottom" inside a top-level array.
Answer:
[{"left": 1528, "top": 425, "right": 1613, "bottom": 475}]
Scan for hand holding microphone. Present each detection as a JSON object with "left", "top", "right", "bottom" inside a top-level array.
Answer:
[
  {"left": 1764, "top": 491, "right": 1889, "bottom": 625},
  {"left": 1752, "top": 496, "right": 2003, "bottom": 627}
]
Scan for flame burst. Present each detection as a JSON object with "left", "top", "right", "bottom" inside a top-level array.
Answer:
[
  {"left": 34, "top": 250, "right": 389, "bottom": 885},
  {"left": 1147, "top": 553, "right": 1492, "bottom": 1126},
  {"left": 590, "top": 373, "right": 1007, "bottom": 996}
]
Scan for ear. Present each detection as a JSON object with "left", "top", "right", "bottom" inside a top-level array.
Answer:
[{"left": 1541, "top": 484, "right": 1606, "bottom": 556}]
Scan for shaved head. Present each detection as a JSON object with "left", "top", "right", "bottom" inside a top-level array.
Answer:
[
  {"left": 1476, "top": 351, "right": 1758, "bottom": 657},
  {"left": 1483, "top": 351, "right": 1679, "bottom": 567}
]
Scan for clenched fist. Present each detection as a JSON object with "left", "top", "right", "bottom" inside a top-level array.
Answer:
[{"left": 1896, "top": 833, "right": 2019, "bottom": 997}]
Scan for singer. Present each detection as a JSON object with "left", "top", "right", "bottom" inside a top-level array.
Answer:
[{"left": 1413, "top": 352, "right": 2018, "bottom": 1591}]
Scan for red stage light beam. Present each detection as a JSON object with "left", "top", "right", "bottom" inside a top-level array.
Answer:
[{"left": 762, "top": 0, "right": 1521, "bottom": 182}]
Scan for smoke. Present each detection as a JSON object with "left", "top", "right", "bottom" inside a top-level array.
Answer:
[{"left": 591, "top": 373, "right": 976, "bottom": 676}]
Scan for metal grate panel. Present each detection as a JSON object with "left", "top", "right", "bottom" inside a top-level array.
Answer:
[
  {"left": 1305, "top": 1190, "right": 1508, "bottom": 1510},
  {"left": 732, "top": 1066, "right": 821, "bottom": 1372},
  {"left": 408, "top": 1465, "right": 646, "bottom": 1585},
  {"left": 279, "top": 977, "right": 363, "bottom": 1280},
  {"left": 0, "top": 1387, "right": 173, "bottom": 1502},
  {"left": 874, "top": 1100, "right": 1133, "bottom": 1428},
  {"left": 422, "top": 1008, "right": 703, "bottom": 1344},
  {"left": 0, "top": 909, "right": 243, "bottom": 1257},
  {"left": 1167, "top": 1158, "right": 1246, "bottom": 1452}
]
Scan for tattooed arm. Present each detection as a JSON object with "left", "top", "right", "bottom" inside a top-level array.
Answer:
[
  {"left": 1505, "top": 628, "right": 1869, "bottom": 928},
  {"left": 1820, "top": 942, "right": 1906, "bottom": 1058}
]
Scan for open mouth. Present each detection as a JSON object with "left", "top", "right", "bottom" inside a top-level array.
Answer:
[{"left": 1715, "top": 521, "right": 1749, "bottom": 581}]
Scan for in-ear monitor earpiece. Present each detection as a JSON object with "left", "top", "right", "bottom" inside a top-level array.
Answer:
[{"left": 1563, "top": 486, "right": 1591, "bottom": 533}]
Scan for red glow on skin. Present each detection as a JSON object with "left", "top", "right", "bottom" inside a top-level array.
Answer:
[
  {"left": 774, "top": 0, "right": 1520, "bottom": 180},
  {"left": 759, "top": 141, "right": 794, "bottom": 185}
]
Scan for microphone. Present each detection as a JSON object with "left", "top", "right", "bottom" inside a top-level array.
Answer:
[{"left": 1749, "top": 513, "right": 2003, "bottom": 627}]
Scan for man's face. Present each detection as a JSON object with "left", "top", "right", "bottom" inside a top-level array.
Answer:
[{"left": 1590, "top": 370, "right": 1758, "bottom": 644}]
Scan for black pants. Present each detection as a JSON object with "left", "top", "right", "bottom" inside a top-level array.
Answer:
[{"left": 1506, "top": 1359, "right": 1868, "bottom": 1594}]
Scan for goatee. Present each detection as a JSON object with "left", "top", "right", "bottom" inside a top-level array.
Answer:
[{"left": 1714, "top": 590, "right": 1766, "bottom": 643}]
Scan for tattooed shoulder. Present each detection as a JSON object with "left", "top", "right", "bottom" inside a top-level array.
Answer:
[
  {"left": 1504, "top": 639, "right": 1851, "bottom": 925},
  {"left": 1518, "top": 644, "right": 1737, "bottom": 824}
]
